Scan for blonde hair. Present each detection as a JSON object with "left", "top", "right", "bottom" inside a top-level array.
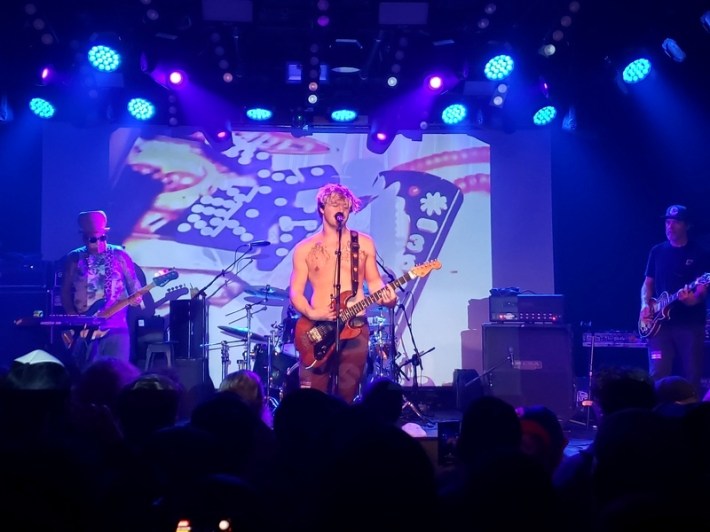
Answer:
[
  {"left": 316, "top": 183, "right": 362, "bottom": 217},
  {"left": 219, "top": 369, "right": 272, "bottom": 427}
]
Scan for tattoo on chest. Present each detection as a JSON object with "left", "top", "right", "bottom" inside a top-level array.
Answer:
[
  {"left": 307, "top": 243, "right": 330, "bottom": 271},
  {"left": 306, "top": 241, "right": 354, "bottom": 271}
]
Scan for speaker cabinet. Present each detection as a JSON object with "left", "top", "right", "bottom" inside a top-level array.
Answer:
[
  {"left": 482, "top": 323, "right": 575, "bottom": 420},
  {"left": 169, "top": 299, "right": 208, "bottom": 359}
]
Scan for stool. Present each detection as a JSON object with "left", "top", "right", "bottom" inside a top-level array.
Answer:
[{"left": 145, "top": 341, "right": 175, "bottom": 370}]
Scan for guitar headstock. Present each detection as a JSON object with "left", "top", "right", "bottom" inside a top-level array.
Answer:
[
  {"left": 153, "top": 268, "right": 179, "bottom": 287},
  {"left": 410, "top": 259, "right": 442, "bottom": 278}
]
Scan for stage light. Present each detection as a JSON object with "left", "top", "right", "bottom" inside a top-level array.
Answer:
[
  {"left": 168, "top": 70, "right": 187, "bottom": 87},
  {"left": 291, "top": 109, "right": 313, "bottom": 138},
  {"left": 490, "top": 82, "right": 508, "bottom": 108},
  {"left": 246, "top": 107, "right": 273, "bottom": 121},
  {"left": 387, "top": 76, "right": 398, "bottom": 87},
  {"left": 127, "top": 98, "right": 155, "bottom": 120},
  {"left": 532, "top": 105, "right": 557, "bottom": 126},
  {"left": 661, "top": 38, "right": 686, "bottom": 63},
  {"left": 331, "top": 109, "right": 358, "bottom": 122},
  {"left": 29, "top": 97, "right": 55, "bottom": 118},
  {"left": 484, "top": 54, "right": 514, "bottom": 81},
  {"left": 539, "top": 44, "right": 556, "bottom": 58},
  {"left": 441, "top": 103, "right": 467, "bottom": 125},
  {"left": 426, "top": 74, "right": 444, "bottom": 91},
  {"left": 204, "top": 129, "right": 234, "bottom": 151},
  {"left": 622, "top": 58, "right": 651, "bottom": 84},
  {"left": 88, "top": 45, "right": 121, "bottom": 72}
]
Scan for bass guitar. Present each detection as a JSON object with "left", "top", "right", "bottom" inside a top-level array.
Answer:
[
  {"left": 638, "top": 272, "right": 710, "bottom": 338},
  {"left": 62, "top": 268, "right": 179, "bottom": 347},
  {"left": 294, "top": 259, "right": 441, "bottom": 370}
]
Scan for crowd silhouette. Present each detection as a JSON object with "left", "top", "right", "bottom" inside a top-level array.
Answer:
[{"left": 1, "top": 349, "right": 709, "bottom": 531}]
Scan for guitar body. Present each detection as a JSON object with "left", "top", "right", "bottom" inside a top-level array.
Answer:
[
  {"left": 292, "top": 259, "right": 442, "bottom": 370},
  {"left": 294, "top": 291, "right": 364, "bottom": 370},
  {"left": 638, "top": 296, "right": 669, "bottom": 338},
  {"left": 638, "top": 282, "right": 701, "bottom": 339}
]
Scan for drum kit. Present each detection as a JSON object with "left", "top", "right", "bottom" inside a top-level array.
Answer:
[
  {"left": 366, "top": 305, "right": 399, "bottom": 383},
  {"left": 217, "top": 285, "right": 300, "bottom": 405}
]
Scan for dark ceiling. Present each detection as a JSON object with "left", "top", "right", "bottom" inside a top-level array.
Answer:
[{"left": 1, "top": 0, "right": 709, "bottom": 133}]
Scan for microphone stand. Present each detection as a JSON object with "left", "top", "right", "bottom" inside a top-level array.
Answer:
[
  {"left": 189, "top": 244, "right": 253, "bottom": 379},
  {"left": 330, "top": 217, "right": 344, "bottom": 398},
  {"left": 192, "top": 245, "right": 253, "bottom": 301}
]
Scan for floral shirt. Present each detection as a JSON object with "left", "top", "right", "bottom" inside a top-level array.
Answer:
[{"left": 64, "top": 244, "right": 142, "bottom": 329}]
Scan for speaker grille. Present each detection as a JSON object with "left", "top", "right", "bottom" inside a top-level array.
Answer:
[{"left": 482, "top": 323, "right": 574, "bottom": 420}]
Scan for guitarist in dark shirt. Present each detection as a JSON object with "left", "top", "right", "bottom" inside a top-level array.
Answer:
[
  {"left": 640, "top": 205, "right": 710, "bottom": 397},
  {"left": 289, "top": 184, "right": 396, "bottom": 404},
  {"left": 60, "top": 210, "right": 143, "bottom": 370}
]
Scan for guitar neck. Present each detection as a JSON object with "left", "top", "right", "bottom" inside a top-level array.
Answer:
[
  {"left": 97, "top": 282, "right": 155, "bottom": 318},
  {"left": 658, "top": 277, "right": 702, "bottom": 313},
  {"left": 340, "top": 272, "right": 412, "bottom": 322}
]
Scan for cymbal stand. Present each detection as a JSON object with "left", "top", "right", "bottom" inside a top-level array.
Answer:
[
  {"left": 396, "top": 302, "right": 435, "bottom": 424},
  {"left": 220, "top": 340, "right": 231, "bottom": 382},
  {"left": 245, "top": 304, "right": 255, "bottom": 371},
  {"left": 226, "top": 303, "right": 268, "bottom": 371}
]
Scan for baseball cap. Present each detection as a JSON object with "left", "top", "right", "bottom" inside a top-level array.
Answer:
[{"left": 663, "top": 204, "right": 690, "bottom": 222}]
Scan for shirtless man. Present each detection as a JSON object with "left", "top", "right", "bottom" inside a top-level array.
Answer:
[{"left": 289, "top": 183, "right": 396, "bottom": 404}]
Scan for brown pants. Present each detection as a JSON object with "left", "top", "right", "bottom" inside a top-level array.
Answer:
[{"left": 299, "top": 325, "right": 369, "bottom": 404}]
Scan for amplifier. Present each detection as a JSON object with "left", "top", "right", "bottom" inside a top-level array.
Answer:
[{"left": 489, "top": 293, "right": 565, "bottom": 323}]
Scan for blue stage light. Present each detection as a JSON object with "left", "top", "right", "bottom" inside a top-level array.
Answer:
[
  {"left": 441, "top": 104, "right": 467, "bottom": 125},
  {"left": 29, "top": 97, "right": 55, "bottom": 118},
  {"left": 88, "top": 45, "right": 121, "bottom": 72},
  {"left": 533, "top": 105, "right": 557, "bottom": 126},
  {"left": 484, "top": 55, "right": 514, "bottom": 81},
  {"left": 622, "top": 58, "right": 652, "bottom": 84},
  {"left": 127, "top": 98, "right": 156, "bottom": 120}
]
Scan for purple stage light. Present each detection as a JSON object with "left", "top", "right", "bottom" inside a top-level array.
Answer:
[
  {"left": 427, "top": 75, "right": 443, "bottom": 91},
  {"left": 168, "top": 70, "right": 186, "bottom": 87}
]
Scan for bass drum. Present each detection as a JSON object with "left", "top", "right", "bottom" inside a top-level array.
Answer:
[{"left": 252, "top": 344, "right": 298, "bottom": 397}]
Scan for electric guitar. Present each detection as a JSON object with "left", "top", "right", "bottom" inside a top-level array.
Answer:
[
  {"left": 62, "top": 268, "right": 179, "bottom": 347},
  {"left": 294, "top": 259, "right": 441, "bottom": 370},
  {"left": 638, "top": 272, "right": 710, "bottom": 338}
]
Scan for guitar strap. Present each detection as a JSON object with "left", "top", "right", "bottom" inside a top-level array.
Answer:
[{"left": 350, "top": 231, "right": 359, "bottom": 297}]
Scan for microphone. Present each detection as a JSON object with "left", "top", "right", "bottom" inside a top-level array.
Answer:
[
  {"left": 335, "top": 212, "right": 344, "bottom": 224},
  {"left": 248, "top": 240, "right": 271, "bottom": 247}
]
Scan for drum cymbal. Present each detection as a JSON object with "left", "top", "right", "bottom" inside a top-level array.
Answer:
[
  {"left": 244, "top": 285, "right": 289, "bottom": 300},
  {"left": 244, "top": 295, "right": 285, "bottom": 306},
  {"left": 218, "top": 325, "right": 268, "bottom": 343}
]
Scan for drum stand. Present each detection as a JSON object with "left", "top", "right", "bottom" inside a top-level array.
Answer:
[{"left": 396, "top": 304, "right": 435, "bottom": 424}]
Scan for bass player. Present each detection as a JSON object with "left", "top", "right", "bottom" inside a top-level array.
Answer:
[
  {"left": 289, "top": 183, "right": 396, "bottom": 404},
  {"left": 640, "top": 204, "right": 710, "bottom": 397},
  {"left": 61, "top": 210, "right": 143, "bottom": 370}
]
